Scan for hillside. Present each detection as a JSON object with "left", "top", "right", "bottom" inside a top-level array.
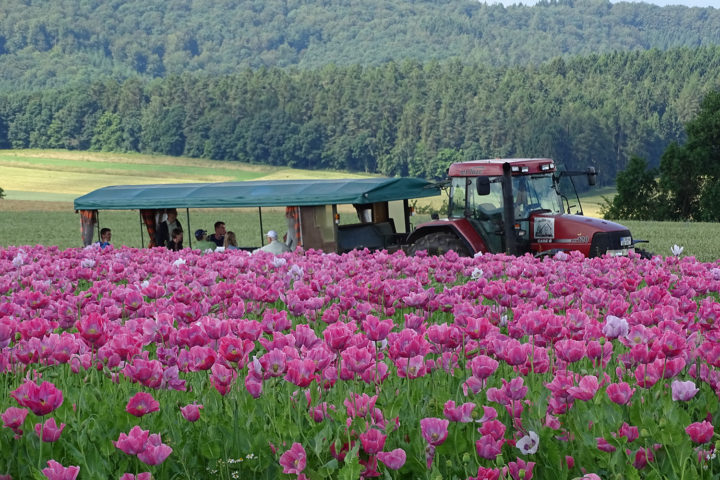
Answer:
[
  {"left": 1, "top": 0, "right": 719, "bottom": 90},
  {"left": 2, "top": 47, "right": 720, "bottom": 185}
]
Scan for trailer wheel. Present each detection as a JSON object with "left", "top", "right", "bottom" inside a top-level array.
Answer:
[
  {"left": 636, "top": 248, "right": 653, "bottom": 260},
  {"left": 408, "top": 232, "right": 471, "bottom": 257}
]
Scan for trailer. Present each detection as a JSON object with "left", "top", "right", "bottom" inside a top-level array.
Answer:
[{"left": 73, "top": 177, "right": 441, "bottom": 253}]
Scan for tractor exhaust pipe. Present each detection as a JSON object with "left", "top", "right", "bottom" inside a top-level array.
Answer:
[{"left": 502, "top": 162, "right": 518, "bottom": 255}]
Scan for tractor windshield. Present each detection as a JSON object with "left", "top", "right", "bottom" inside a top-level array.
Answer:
[
  {"left": 449, "top": 174, "right": 563, "bottom": 220},
  {"left": 513, "top": 174, "right": 563, "bottom": 218}
]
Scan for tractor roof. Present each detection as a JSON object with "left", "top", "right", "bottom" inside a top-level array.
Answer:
[{"left": 448, "top": 158, "right": 555, "bottom": 177}]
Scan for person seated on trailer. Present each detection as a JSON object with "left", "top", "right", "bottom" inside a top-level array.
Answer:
[
  {"left": 95, "top": 227, "right": 112, "bottom": 249},
  {"left": 194, "top": 229, "right": 216, "bottom": 251},
  {"left": 253, "top": 230, "right": 291, "bottom": 254},
  {"left": 224, "top": 231, "right": 239, "bottom": 251},
  {"left": 155, "top": 208, "right": 182, "bottom": 248},
  {"left": 167, "top": 228, "right": 184, "bottom": 251},
  {"left": 208, "top": 221, "right": 226, "bottom": 247}
]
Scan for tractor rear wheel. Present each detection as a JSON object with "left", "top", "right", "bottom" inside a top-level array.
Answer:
[{"left": 408, "top": 232, "right": 471, "bottom": 257}]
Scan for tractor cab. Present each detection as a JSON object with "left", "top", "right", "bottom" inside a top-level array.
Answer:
[{"left": 408, "top": 158, "right": 639, "bottom": 258}]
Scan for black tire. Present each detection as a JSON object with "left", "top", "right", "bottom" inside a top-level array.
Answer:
[
  {"left": 636, "top": 248, "right": 654, "bottom": 260},
  {"left": 408, "top": 232, "right": 471, "bottom": 257}
]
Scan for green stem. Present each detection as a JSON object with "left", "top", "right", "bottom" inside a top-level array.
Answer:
[{"left": 37, "top": 419, "right": 44, "bottom": 474}]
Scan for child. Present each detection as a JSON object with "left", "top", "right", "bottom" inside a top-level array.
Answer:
[
  {"left": 168, "top": 228, "right": 183, "bottom": 251},
  {"left": 224, "top": 231, "right": 239, "bottom": 250},
  {"left": 97, "top": 228, "right": 112, "bottom": 249}
]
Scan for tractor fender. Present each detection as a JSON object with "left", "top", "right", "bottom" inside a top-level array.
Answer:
[{"left": 407, "top": 219, "right": 488, "bottom": 255}]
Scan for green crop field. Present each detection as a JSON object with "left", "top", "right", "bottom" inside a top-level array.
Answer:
[{"left": 0, "top": 149, "right": 718, "bottom": 261}]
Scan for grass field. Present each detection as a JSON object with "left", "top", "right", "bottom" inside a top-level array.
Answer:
[{"left": 0, "top": 149, "right": 718, "bottom": 261}]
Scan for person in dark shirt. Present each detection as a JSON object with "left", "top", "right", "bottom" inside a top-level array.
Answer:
[
  {"left": 155, "top": 208, "right": 182, "bottom": 248},
  {"left": 168, "top": 228, "right": 184, "bottom": 251},
  {"left": 208, "top": 221, "right": 226, "bottom": 247}
]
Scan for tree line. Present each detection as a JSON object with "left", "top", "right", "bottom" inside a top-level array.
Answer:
[
  {"left": 603, "top": 91, "right": 720, "bottom": 222},
  {"left": 1, "top": 0, "right": 720, "bottom": 91},
  {"left": 1, "top": 48, "right": 719, "bottom": 186},
  {"left": 0, "top": 47, "right": 720, "bottom": 184}
]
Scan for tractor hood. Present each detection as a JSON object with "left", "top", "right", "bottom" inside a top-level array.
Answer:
[{"left": 531, "top": 213, "right": 633, "bottom": 257}]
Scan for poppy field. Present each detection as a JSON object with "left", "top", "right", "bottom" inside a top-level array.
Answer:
[{"left": 1, "top": 244, "right": 720, "bottom": 480}]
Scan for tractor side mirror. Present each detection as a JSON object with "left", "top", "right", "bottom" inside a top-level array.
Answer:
[
  {"left": 586, "top": 167, "right": 597, "bottom": 186},
  {"left": 476, "top": 176, "right": 490, "bottom": 195}
]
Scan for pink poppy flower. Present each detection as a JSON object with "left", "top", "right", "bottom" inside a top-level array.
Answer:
[
  {"left": 115, "top": 426, "right": 150, "bottom": 455},
  {"left": 395, "top": 355, "right": 427, "bottom": 379},
  {"left": 596, "top": 437, "right": 616, "bottom": 452},
  {"left": 377, "top": 448, "right": 406, "bottom": 470},
  {"left": 605, "top": 382, "right": 634, "bottom": 405},
  {"left": 618, "top": 422, "right": 639, "bottom": 443},
  {"left": 218, "top": 336, "right": 254, "bottom": 366},
  {"left": 362, "top": 315, "right": 394, "bottom": 342},
  {"left": 209, "top": 362, "right": 237, "bottom": 396},
  {"left": 279, "top": 442, "right": 306, "bottom": 475},
  {"left": 180, "top": 404, "right": 203, "bottom": 422},
  {"left": 443, "top": 400, "right": 475, "bottom": 423},
  {"left": 41, "top": 460, "right": 79, "bottom": 480},
  {"left": 323, "top": 321, "right": 354, "bottom": 351},
  {"left": 244, "top": 370, "right": 263, "bottom": 398},
  {"left": 10, "top": 381, "right": 64, "bottom": 417},
  {"left": 34, "top": 417, "right": 65, "bottom": 442},
  {"left": 420, "top": 417, "right": 449, "bottom": 446},
  {"left": 1, "top": 406, "right": 28, "bottom": 433},
  {"left": 567, "top": 375, "right": 599, "bottom": 401},
  {"left": 469, "top": 355, "right": 499, "bottom": 380},
  {"left": 344, "top": 392, "right": 378, "bottom": 418},
  {"left": 76, "top": 312, "right": 107, "bottom": 345},
  {"left": 686, "top": 421, "right": 714, "bottom": 444},
  {"left": 469, "top": 466, "right": 501, "bottom": 480},
  {"left": 504, "top": 458, "right": 535, "bottom": 480},
  {"left": 554, "top": 339, "right": 586, "bottom": 363},
  {"left": 341, "top": 345, "right": 374, "bottom": 374},
  {"left": 359, "top": 428, "right": 386, "bottom": 455},
  {"left": 631, "top": 447, "right": 654, "bottom": 469},
  {"left": 126, "top": 392, "right": 160, "bottom": 417},
  {"left": 475, "top": 436, "right": 502, "bottom": 460},
  {"left": 479, "top": 419, "right": 506, "bottom": 441},
  {"left": 285, "top": 358, "right": 317, "bottom": 387},
  {"left": 137, "top": 434, "right": 173, "bottom": 466}
]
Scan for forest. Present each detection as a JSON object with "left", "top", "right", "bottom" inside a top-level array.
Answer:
[
  {"left": 1, "top": 47, "right": 720, "bottom": 185},
  {"left": 0, "top": 0, "right": 719, "bottom": 91}
]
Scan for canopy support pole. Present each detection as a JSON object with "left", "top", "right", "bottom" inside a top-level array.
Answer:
[
  {"left": 96, "top": 211, "right": 101, "bottom": 241},
  {"left": 403, "top": 199, "right": 411, "bottom": 232},
  {"left": 258, "top": 207, "right": 265, "bottom": 245},
  {"left": 185, "top": 208, "right": 192, "bottom": 248},
  {"left": 139, "top": 211, "right": 145, "bottom": 248}
]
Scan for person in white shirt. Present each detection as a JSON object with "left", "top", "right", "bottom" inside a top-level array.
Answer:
[{"left": 254, "top": 230, "right": 291, "bottom": 254}]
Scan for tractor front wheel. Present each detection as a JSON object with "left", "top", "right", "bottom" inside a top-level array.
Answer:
[{"left": 408, "top": 232, "right": 471, "bottom": 257}]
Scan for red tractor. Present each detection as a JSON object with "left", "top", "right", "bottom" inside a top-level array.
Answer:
[{"left": 407, "top": 158, "right": 645, "bottom": 258}]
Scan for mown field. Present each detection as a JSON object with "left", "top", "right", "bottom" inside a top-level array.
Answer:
[{"left": 0, "top": 149, "right": 718, "bottom": 261}]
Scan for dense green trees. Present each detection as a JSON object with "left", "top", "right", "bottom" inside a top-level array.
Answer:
[
  {"left": 1, "top": 48, "right": 718, "bottom": 185},
  {"left": 0, "top": 0, "right": 719, "bottom": 91},
  {"left": 604, "top": 91, "right": 720, "bottom": 222}
]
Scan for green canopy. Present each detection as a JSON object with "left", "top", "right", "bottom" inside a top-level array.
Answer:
[{"left": 74, "top": 177, "right": 441, "bottom": 210}]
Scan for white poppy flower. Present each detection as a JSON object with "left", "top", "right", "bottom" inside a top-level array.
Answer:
[
  {"left": 516, "top": 431, "right": 539, "bottom": 455},
  {"left": 671, "top": 244, "right": 684, "bottom": 256}
]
